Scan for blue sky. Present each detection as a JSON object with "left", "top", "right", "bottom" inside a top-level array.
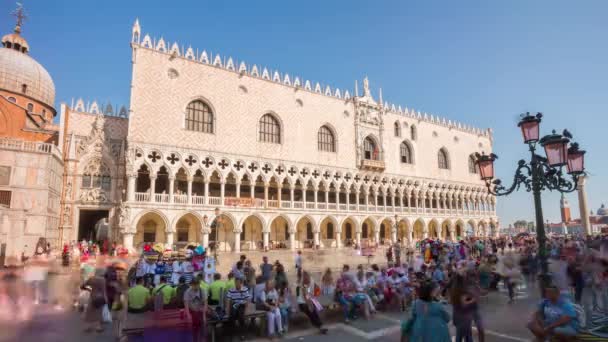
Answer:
[{"left": 2, "top": 0, "right": 606, "bottom": 227}]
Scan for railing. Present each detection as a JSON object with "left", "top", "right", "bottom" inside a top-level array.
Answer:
[
  {"left": 0, "top": 137, "right": 62, "bottom": 159},
  {"left": 174, "top": 194, "right": 187, "bottom": 204},
  {"left": 360, "top": 159, "right": 386, "bottom": 170},
  {"left": 305, "top": 202, "right": 315, "bottom": 209},
  {"left": 339, "top": 204, "right": 347, "bottom": 211},
  {"left": 192, "top": 195, "right": 205, "bottom": 205},
  {"left": 135, "top": 192, "right": 149, "bottom": 202},
  {"left": 155, "top": 193, "right": 169, "bottom": 203},
  {"left": 327, "top": 203, "right": 337, "bottom": 210},
  {"left": 293, "top": 201, "right": 303, "bottom": 209},
  {"left": 359, "top": 205, "right": 367, "bottom": 211},
  {"left": 254, "top": 199, "right": 265, "bottom": 208},
  {"left": 349, "top": 204, "right": 357, "bottom": 211},
  {"left": 317, "top": 203, "right": 326, "bottom": 210},
  {"left": 208, "top": 196, "right": 222, "bottom": 205},
  {"left": 267, "top": 200, "right": 279, "bottom": 208},
  {"left": 281, "top": 202, "right": 291, "bottom": 209}
]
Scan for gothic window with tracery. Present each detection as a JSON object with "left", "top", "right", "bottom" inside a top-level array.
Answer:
[
  {"left": 259, "top": 113, "right": 281, "bottom": 144},
  {"left": 185, "top": 100, "right": 214, "bottom": 133},
  {"left": 81, "top": 160, "right": 111, "bottom": 190},
  {"left": 438, "top": 148, "right": 449, "bottom": 170},
  {"left": 364, "top": 136, "right": 378, "bottom": 160},
  {"left": 411, "top": 125, "right": 417, "bottom": 141},
  {"left": 400, "top": 141, "right": 413, "bottom": 164},
  {"left": 394, "top": 121, "right": 401, "bottom": 137},
  {"left": 317, "top": 125, "right": 335, "bottom": 152},
  {"left": 468, "top": 154, "right": 478, "bottom": 174}
]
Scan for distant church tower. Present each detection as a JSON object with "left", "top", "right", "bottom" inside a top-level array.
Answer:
[{"left": 560, "top": 194, "right": 571, "bottom": 223}]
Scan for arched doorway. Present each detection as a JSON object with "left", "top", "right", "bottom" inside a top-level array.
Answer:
[
  {"left": 241, "top": 215, "right": 263, "bottom": 251},
  {"left": 209, "top": 214, "right": 235, "bottom": 252},
  {"left": 269, "top": 216, "right": 289, "bottom": 249},
  {"left": 174, "top": 213, "right": 202, "bottom": 249},
  {"left": 441, "top": 220, "right": 451, "bottom": 241},
  {"left": 341, "top": 218, "right": 356, "bottom": 247},
  {"left": 361, "top": 217, "right": 375, "bottom": 243},
  {"left": 397, "top": 219, "right": 410, "bottom": 245},
  {"left": 428, "top": 220, "right": 439, "bottom": 239},
  {"left": 413, "top": 219, "right": 425, "bottom": 241},
  {"left": 466, "top": 220, "right": 476, "bottom": 237},
  {"left": 319, "top": 217, "right": 337, "bottom": 248},
  {"left": 134, "top": 211, "right": 167, "bottom": 248},
  {"left": 296, "top": 216, "right": 315, "bottom": 249}
]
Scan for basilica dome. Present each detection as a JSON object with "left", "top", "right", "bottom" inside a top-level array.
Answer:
[
  {"left": 0, "top": 26, "right": 55, "bottom": 108},
  {"left": 598, "top": 204, "right": 607, "bottom": 216}
]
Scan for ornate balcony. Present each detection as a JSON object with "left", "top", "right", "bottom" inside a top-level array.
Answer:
[{"left": 360, "top": 159, "right": 385, "bottom": 171}]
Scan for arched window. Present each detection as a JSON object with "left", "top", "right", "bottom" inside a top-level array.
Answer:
[
  {"left": 7, "top": 97, "right": 16, "bottom": 104},
  {"left": 380, "top": 223, "right": 386, "bottom": 239},
  {"left": 438, "top": 148, "right": 449, "bottom": 169},
  {"left": 185, "top": 100, "right": 214, "bottom": 133},
  {"left": 259, "top": 113, "right": 281, "bottom": 144},
  {"left": 81, "top": 160, "right": 111, "bottom": 191},
  {"left": 177, "top": 221, "right": 189, "bottom": 242},
  {"left": 143, "top": 220, "right": 157, "bottom": 243},
  {"left": 400, "top": 141, "right": 412, "bottom": 164},
  {"left": 317, "top": 125, "right": 335, "bottom": 152},
  {"left": 363, "top": 136, "right": 378, "bottom": 160},
  {"left": 394, "top": 121, "right": 401, "bottom": 137},
  {"left": 410, "top": 125, "right": 417, "bottom": 141},
  {"left": 362, "top": 223, "right": 369, "bottom": 238},
  {"left": 26, "top": 103, "right": 33, "bottom": 112},
  {"left": 468, "top": 154, "right": 477, "bottom": 174}
]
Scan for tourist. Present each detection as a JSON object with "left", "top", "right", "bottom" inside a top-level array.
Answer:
[
  {"left": 181, "top": 257, "right": 195, "bottom": 284},
  {"left": 232, "top": 254, "right": 247, "bottom": 274},
  {"left": 233, "top": 261, "right": 245, "bottom": 280},
  {"left": 171, "top": 258, "right": 182, "bottom": 285},
  {"left": 225, "top": 277, "right": 252, "bottom": 340},
  {"left": 527, "top": 285, "right": 578, "bottom": 341},
  {"left": 208, "top": 273, "right": 224, "bottom": 306},
  {"left": 394, "top": 243, "right": 402, "bottom": 266},
  {"left": 450, "top": 274, "right": 484, "bottom": 342},
  {"left": 274, "top": 263, "right": 288, "bottom": 289},
  {"left": 401, "top": 280, "right": 451, "bottom": 342},
  {"left": 386, "top": 245, "right": 393, "bottom": 265},
  {"left": 184, "top": 278, "right": 207, "bottom": 342},
  {"left": 174, "top": 276, "right": 189, "bottom": 309},
  {"left": 260, "top": 256, "right": 273, "bottom": 282},
  {"left": 82, "top": 268, "right": 107, "bottom": 333},
  {"left": 259, "top": 280, "right": 284, "bottom": 338},
  {"left": 152, "top": 276, "right": 175, "bottom": 307},
  {"left": 225, "top": 272, "right": 236, "bottom": 290},
  {"left": 243, "top": 260, "right": 256, "bottom": 289},
  {"left": 297, "top": 271, "right": 328, "bottom": 334},
  {"left": 277, "top": 285, "right": 292, "bottom": 332},
  {"left": 127, "top": 277, "right": 150, "bottom": 313},
  {"left": 498, "top": 252, "right": 521, "bottom": 303},
  {"left": 295, "top": 250, "right": 303, "bottom": 280},
  {"left": 321, "top": 268, "right": 334, "bottom": 295}
]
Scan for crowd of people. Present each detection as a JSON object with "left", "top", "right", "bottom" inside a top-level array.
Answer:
[{"left": 2, "top": 233, "right": 608, "bottom": 342}]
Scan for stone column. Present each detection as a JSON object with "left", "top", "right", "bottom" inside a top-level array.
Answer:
[
  {"left": 202, "top": 232, "right": 209, "bottom": 248},
  {"left": 578, "top": 176, "right": 592, "bottom": 236},
  {"left": 392, "top": 193, "right": 396, "bottom": 209},
  {"left": 264, "top": 184, "right": 269, "bottom": 208},
  {"left": 355, "top": 231, "right": 361, "bottom": 246},
  {"left": 335, "top": 189, "right": 340, "bottom": 207},
  {"left": 263, "top": 231, "right": 269, "bottom": 250},
  {"left": 123, "top": 232, "right": 134, "bottom": 252},
  {"left": 336, "top": 230, "right": 342, "bottom": 248},
  {"left": 374, "top": 229, "right": 380, "bottom": 244},
  {"left": 220, "top": 180, "right": 226, "bottom": 205},
  {"left": 422, "top": 224, "right": 428, "bottom": 239},
  {"left": 204, "top": 181, "right": 209, "bottom": 205},
  {"left": 250, "top": 183, "right": 255, "bottom": 199},
  {"left": 391, "top": 225, "right": 397, "bottom": 243},
  {"left": 302, "top": 187, "right": 307, "bottom": 206},
  {"left": 149, "top": 176, "right": 157, "bottom": 202},
  {"left": 166, "top": 231, "right": 174, "bottom": 248},
  {"left": 449, "top": 226, "right": 455, "bottom": 241},
  {"left": 169, "top": 176, "right": 175, "bottom": 203},
  {"left": 187, "top": 176, "right": 193, "bottom": 205},
  {"left": 325, "top": 190, "right": 329, "bottom": 206},
  {"left": 355, "top": 191, "right": 360, "bottom": 211},
  {"left": 346, "top": 190, "right": 350, "bottom": 208},
  {"left": 313, "top": 186, "right": 318, "bottom": 209},
  {"left": 290, "top": 186, "right": 295, "bottom": 207},
  {"left": 364, "top": 190, "right": 369, "bottom": 206},
  {"left": 399, "top": 194, "right": 404, "bottom": 209},
  {"left": 127, "top": 175, "right": 136, "bottom": 202},
  {"left": 236, "top": 182, "right": 241, "bottom": 198},
  {"left": 234, "top": 231, "right": 241, "bottom": 253},
  {"left": 277, "top": 184, "right": 282, "bottom": 207},
  {"left": 313, "top": 231, "right": 320, "bottom": 248},
  {"left": 289, "top": 232, "right": 296, "bottom": 251}
]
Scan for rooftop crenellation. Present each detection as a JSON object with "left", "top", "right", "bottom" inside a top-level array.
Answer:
[
  {"left": 70, "top": 98, "right": 128, "bottom": 118},
  {"left": 130, "top": 19, "right": 491, "bottom": 139}
]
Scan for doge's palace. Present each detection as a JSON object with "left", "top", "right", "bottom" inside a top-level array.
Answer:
[{"left": 110, "top": 20, "right": 498, "bottom": 254}]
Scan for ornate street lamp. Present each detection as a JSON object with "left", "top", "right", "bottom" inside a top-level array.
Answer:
[{"left": 476, "top": 112, "right": 586, "bottom": 291}]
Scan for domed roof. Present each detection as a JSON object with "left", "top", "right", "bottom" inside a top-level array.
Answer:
[
  {"left": 598, "top": 204, "right": 607, "bottom": 216},
  {"left": 0, "top": 26, "right": 55, "bottom": 108}
]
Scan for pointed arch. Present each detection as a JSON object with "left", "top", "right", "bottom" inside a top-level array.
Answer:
[
  {"left": 438, "top": 147, "right": 450, "bottom": 170},
  {"left": 259, "top": 112, "right": 282, "bottom": 144},
  {"left": 318, "top": 124, "right": 337, "bottom": 152},
  {"left": 399, "top": 140, "right": 414, "bottom": 164}
]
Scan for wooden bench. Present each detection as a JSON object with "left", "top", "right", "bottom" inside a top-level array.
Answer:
[{"left": 207, "top": 307, "right": 266, "bottom": 342}]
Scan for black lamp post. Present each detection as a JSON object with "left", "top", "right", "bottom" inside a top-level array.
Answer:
[{"left": 476, "top": 112, "right": 586, "bottom": 291}]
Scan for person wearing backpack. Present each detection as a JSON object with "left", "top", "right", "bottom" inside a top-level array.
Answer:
[
  {"left": 184, "top": 278, "right": 207, "bottom": 342},
  {"left": 528, "top": 285, "right": 578, "bottom": 341},
  {"left": 152, "top": 276, "right": 175, "bottom": 311}
]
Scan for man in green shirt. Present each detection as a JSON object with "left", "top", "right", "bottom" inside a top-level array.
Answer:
[
  {"left": 209, "top": 273, "right": 225, "bottom": 305},
  {"left": 225, "top": 272, "right": 236, "bottom": 290},
  {"left": 128, "top": 277, "right": 151, "bottom": 313},
  {"left": 152, "top": 276, "right": 175, "bottom": 305}
]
